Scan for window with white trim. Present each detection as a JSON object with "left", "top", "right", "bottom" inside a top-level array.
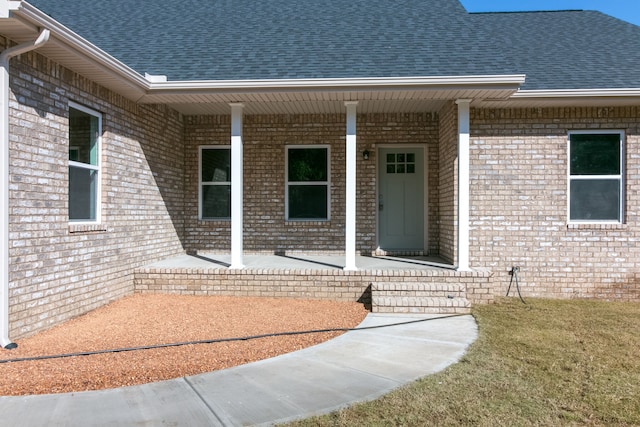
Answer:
[
  {"left": 286, "top": 145, "right": 330, "bottom": 220},
  {"left": 200, "top": 146, "right": 231, "bottom": 220},
  {"left": 69, "top": 104, "right": 101, "bottom": 223},
  {"left": 568, "top": 131, "right": 624, "bottom": 223}
]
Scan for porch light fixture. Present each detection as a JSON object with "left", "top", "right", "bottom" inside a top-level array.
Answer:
[{"left": 362, "top": 150, "right": 370, "bottom": 160}]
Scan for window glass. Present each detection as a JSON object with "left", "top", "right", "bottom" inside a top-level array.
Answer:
[
  {"left": 202, "top": 149, "right": 231, "bottom": 182},
  {"left": 570, "top": 179, "right": 620, "bottom": 221},
  {"left": 288, "top": 185, "right": 328, "bottom": 219},
  {"left": 69, "top": 166, "right": 98, "bottom": 221},
  {"left": 385, "top": 151, "right": 416, "bottom": 175},
  {"left": 288, "top": 148, "right": 328, "bottom": 182},
  {"left": 286, "top": 146, "right": 329, "bottom": 220},
  {"left": 69, "top": 108, "right": 99, "bottom": 165},
  {"left": 69, "top": 105, "right": 101, "bottom": 223},
  {"left": 570, "top": 134, "right": 620, "bottom": 175},
  {"left": 202, "top": 185, "right": 231, "bottom": 219}
]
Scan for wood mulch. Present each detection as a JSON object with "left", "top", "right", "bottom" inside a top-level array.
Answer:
[{"left": 0, "top": 294, "right": 369, "bottom": 396}]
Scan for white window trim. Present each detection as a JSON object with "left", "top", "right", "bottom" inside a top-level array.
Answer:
[
  {"left": 567, "top": 130, "right": 624, "bottom": 224},
  {"left": 285, "top": 144, "right": 331, "bottom": 221},
  {"left": 199, "top": 145, "right": 231, "bottom": 220},
  {"left": 68, "top": 101, "right": 102, "bottom": 225}
]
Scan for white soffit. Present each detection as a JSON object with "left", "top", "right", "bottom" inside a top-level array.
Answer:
[{"left": 165, "top": 99, "right": 451, "bottom": 115}]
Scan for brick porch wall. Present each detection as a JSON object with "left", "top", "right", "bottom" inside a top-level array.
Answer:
[
  {"left": 470, "top": 106, "right": 640, "bottom": 301},
  {"left": 7, "top": 48, "right": 186, "bottom": 338},
  {"left": 134, "top": 266, "right": 494, "bottom": 306}
]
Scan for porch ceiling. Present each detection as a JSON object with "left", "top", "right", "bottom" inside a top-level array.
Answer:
[
  {"left": 138, "top": 87, "right": 515, "bottom": 115},
  {"left": 161, "top": 99, "right": 450, "bottom": 115}
]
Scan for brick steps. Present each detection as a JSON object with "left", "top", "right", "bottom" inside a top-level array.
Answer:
[{"left": 372, "top": 282, "right": 471, "bottom": 314}]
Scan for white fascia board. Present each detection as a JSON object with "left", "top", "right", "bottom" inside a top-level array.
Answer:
[
  {"left": 513, "top": 88, "right": 640, "bottom": 99},
  {"left": 147, "top": 75, "right": 527, "bottom": 94},
  {"left": 13, "top": 2, "right": 149, "bottom": 91}
]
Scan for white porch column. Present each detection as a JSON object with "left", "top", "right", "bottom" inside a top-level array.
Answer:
[
  {"left": 456, "top": 99, "right": 471, "bottom": 271},
  {"left": 344, "top": 101, "right": 358, "bottom": 271},
  {"left": 229, "top": 103, "right": 244, "bottom": 269}
]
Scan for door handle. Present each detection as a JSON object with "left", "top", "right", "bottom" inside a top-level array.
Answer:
[{"left": 379, "top": 194, "right": 383, "bottom": 211}]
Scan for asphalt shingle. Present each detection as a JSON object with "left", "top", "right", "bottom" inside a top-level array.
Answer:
[{"left": 26, "top": 0, "right": 640, "bottom": 89}]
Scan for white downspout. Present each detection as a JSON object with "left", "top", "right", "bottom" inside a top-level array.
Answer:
[{"left": 0, "top": 28, "right": 50, "bottom": 349}]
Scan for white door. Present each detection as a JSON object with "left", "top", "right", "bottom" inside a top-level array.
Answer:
[{"left": 378, "top": 147, "right": 424, "bottom": 250}]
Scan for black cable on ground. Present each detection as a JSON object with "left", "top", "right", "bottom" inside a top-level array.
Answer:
[
  {"left": 506, "top": 266, "right": 526, "bottom": 304},
  {"left": 0, "top": 313, "right": 467, "bottom": 364}
]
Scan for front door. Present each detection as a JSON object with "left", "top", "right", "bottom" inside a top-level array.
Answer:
[{"left": 378, "top": 147, "right": 424, "bottom": 250}]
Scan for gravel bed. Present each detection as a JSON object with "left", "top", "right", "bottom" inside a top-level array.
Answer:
[{"left": 0, "top": 294, "right": 369, "bottom": 396}]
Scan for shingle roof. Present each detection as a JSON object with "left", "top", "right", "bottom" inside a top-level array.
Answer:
[
  {"left": 469, "top": 11, "right": 640, "bottom": 90},
  {"left": 25, "top": 0, "right": 640, "bottom": 90}
]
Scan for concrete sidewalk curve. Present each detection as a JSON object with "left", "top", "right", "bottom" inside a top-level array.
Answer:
[{"left": 0, "top": 313, "right": 478, "bottom": 426}]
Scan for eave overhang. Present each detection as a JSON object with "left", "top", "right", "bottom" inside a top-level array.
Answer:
[{"left": 1, "top": 1, "right": 149, "bottom": 99}]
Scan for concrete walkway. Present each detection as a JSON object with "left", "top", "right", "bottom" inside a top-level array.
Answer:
[{"left": 0, "top": 313, "right": 478, "bottom": 426}]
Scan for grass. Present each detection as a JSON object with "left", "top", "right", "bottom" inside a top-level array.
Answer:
[{"left": 286, "top": 298, "right": 640, "bottom": 426}]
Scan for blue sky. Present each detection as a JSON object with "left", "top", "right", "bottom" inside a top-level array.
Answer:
[{"left": 460, "top": 0, "right": 640, "bottom": 26}]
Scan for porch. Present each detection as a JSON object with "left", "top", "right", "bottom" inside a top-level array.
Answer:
[{"left": 133, "top": 253, "right": 495, "bottom": 314}]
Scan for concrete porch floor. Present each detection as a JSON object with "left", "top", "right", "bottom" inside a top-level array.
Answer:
[{"left": 145, "top": 253, "right": 456, "bottom": 271}]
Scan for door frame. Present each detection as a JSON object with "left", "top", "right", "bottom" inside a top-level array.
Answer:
[{"left": 375, "top": 144, "right": 429, "bottom": 253}]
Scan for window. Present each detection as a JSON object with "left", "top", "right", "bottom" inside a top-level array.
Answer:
[
  {"left": 286, "top": 146, "right": 330, "bottom": 220},
  {"left": 386, "top": 152, "right": 416, "bottom": 174},
  {"left": 69, "top": 103, "right": 101, "bottom": 222},
  {"left": 200, "top": 146, "right": 231, "bottom": 220},
  {"left": 568, "top": 131, "right": 623, "bottom": 223}
]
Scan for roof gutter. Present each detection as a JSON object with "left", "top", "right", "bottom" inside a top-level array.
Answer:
[
  {"left": 509, "top": 88, "right": 640, "bottom": 106},
  {"left": 513, "top": 88, "right": 640, "bottom": 100},
  {"left": 144, "top": 74, "right": 527, "bottom": 95},
  {"left": 0, "top": 27, "right": 50, "bottom": 349}
]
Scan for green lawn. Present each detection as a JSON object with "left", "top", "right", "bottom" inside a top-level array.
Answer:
[{"left": 287, "top": 298, "right": 640, "bottom": 426}]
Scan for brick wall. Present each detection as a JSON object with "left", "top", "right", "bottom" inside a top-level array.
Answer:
[
  {"left": 184, "top": 113, "right": 440, "bottom": 255},
  {"left": 7, "top": 50, "right": 186, "bottom": 338},
  {"left": 470, "top": 107, "right": 640, "bottom": 301}
]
